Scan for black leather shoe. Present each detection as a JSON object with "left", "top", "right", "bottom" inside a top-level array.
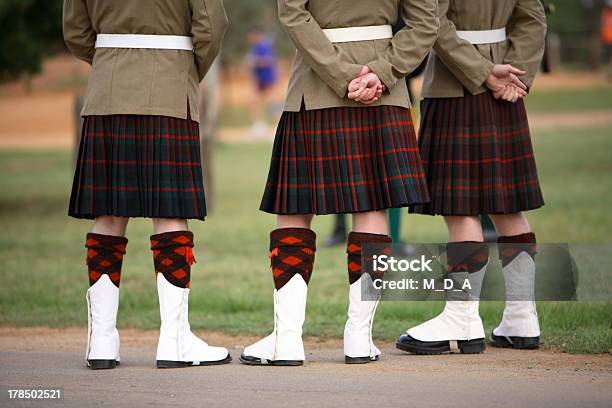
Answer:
[
  {"left": 396, "top": 334, "right": 485, "bottom": 355},
  {"left": 490, "top": 333, "right": 540, "bottom": 349},
  {"left": 345, "top": 355, "right": 379, "bottom": 364},
  {"left": 156, "top": 354, "right": 232, "bottom": 369},
  {"left": 88, "top": 360, "right": 119, "bottom": 370},
  {"left": 239, "top": 353, "right": 303, "bottom": 366}
]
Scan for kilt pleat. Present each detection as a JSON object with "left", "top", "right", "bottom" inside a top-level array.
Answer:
[
  {"left": 410, "top": 91, "right": 544, "bottom": 216},
  {"left": 69, "top": 114, "right": 206, "bottom": 220},
  {"left": 260, "top": 106, "right": 430, "bottom": 215}
]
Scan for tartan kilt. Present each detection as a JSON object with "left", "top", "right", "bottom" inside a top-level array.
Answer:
[
  {"left": 410, "top": 91, "right": 545, "bottom": 216},
  {"left": 260, "top": 105, "right": 430, "bottom": 215},
  {"left": 69, "top": 114, "right": 206, "bottom": 220}
]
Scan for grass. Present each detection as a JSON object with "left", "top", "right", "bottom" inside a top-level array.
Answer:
[
  {"left": 525, "top": 86, "right": 612, "bottom": 113},
  {"left": 0, "top": 125, "right": 611, "bottom": 354}
]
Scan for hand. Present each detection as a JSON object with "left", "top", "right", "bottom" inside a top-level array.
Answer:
[
  {"left": 348, "top": 66, "right": 371, "bottom": 97},
  {"left": 493, "top": 84, "right": 523, "bottom": 103},
  {"left": 348, "top": 66, "right": 384, "bottom": 104},
  {"left": 485, "top": 64, "right": 527, "bottom": 96},
  {"left": 355, "top": 82, "right": 384, "bottom": 105}
]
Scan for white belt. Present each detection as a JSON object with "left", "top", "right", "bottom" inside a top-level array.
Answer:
[
  {"left": 95, "top": 34, "right": 194, "bottom": 51},
  {"left": 322, "top": 25, "right": 393, "bottom": 43},
  {"left": 456, "top": 28, "right": 507, "bottom": 45}
]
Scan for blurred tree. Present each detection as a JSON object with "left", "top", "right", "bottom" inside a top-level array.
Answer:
[
  {"left": 546, "top": 0, "right": 605, "bottom": 68},
  {"left": 0, "top": 0, "right": 63, "bottom": 83}
]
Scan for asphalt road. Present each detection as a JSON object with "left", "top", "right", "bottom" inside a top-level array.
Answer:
[{"left": 1, "top": 328, "right": 611, "bottom": 408}]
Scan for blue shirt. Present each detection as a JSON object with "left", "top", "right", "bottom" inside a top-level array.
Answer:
[{"left": 250, "top": 36, "right": 278, "bottom": 86}]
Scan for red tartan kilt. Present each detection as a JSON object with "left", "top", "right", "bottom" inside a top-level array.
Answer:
[
  {"left": 260, "top": 105, "right": 430, "bottom": 215},
  {"left": 69, "top": 114, "right": 206, "bottom": 220},
  {"left": 410, "top": 91, "right": 545, "bottom": 216}
]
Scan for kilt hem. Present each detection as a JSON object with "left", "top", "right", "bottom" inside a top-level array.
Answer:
[
  {"left": 69, "top": 114, "right": 207, "bottom": 221},
  {"left": 68, "top": 211, "right": 206, "bottom": 221}
]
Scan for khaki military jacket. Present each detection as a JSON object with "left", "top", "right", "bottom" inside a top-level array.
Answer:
[
  {"left": 63, "top": 0, "right": 228, "bottom": 121},
  {"left": 422, "top": 0, "right": 546, "bottom": 98},
  {"left": 279, "top": 0, "right": 439, "bottom": 111}
]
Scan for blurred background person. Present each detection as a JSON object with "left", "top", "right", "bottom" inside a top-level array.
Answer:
[{"left": 247, "top": 26, "right": 280, "bottom": 139}]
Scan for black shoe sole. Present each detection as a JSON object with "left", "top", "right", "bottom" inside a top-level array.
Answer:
[
  {"left": 88, "top": 360, "right": 119, "bottom": 370},
  {"left": 156, "top": 354, "right": 232, "bottom": 369},
  {"left": 396, "top": 338, "right": 486, "bottom": 355},
  {"left": 345, "top": 355, "right": 380, "bottom": 364},
  {"left": 239, "top": 353, "right": 303, "bottom": 366},
  {"left": 489, "top": 334, "right": 540, "bottom": 350}
]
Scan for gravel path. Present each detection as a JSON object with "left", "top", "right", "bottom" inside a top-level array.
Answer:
[{"left": 1, "top": 327, "right": 611, "bottom": 408}]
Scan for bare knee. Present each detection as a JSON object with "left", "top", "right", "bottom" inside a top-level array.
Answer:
[
  {"left": 92, "top": 216, "right": 129, "bottom": 236},
  {"left": 153, "top": 218, "right": 188, "bottom": 234},
  {"left": 444, "top": 216, "right": 483, "bottom": 242},
  {"left": 490, "top": 213, "right": 531, "bottom": 236},
  {"left": 276, "top": 214, "right": 314, "bottom": 229},
  {"left": 352, "top": 211, "right": 388, "bottom": 235}
]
